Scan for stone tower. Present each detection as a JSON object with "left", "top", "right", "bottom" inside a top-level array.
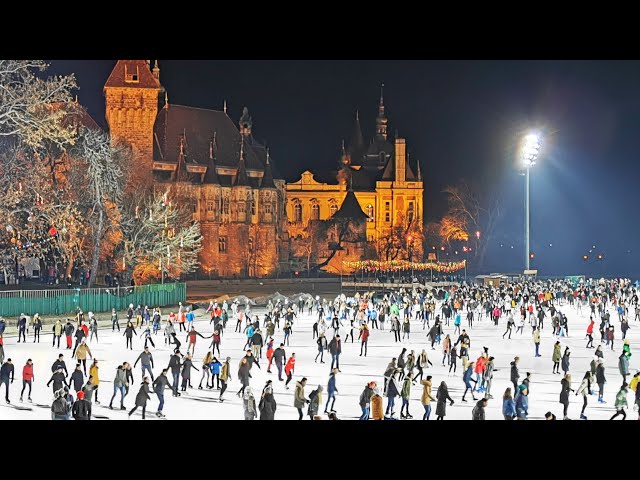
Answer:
[{"left": 103, "top": 60, "right": 161, "bottom": 165}]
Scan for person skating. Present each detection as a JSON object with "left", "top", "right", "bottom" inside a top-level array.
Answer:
[
  {"left": 358, "top": 381, "right": 375, "bottom": 420},
  {"left": 414, "top": 350, "right": 432, "bottom": 383},
  {"left": 462, "top": 361, "right": 478, "bottom": 402},
  {"left": 294, "top": 377, "right": 309, "bottom": 420},
  {"left": 509, "top": 356, "right": 520, "bottom": 395},
  {"left": 610, "top": 382, "right": 629, "bottom": 420},
  {"left": 400, "top": 373, "right": 413, "bottom": 419},
  {"left": 515, "top": 385, "right": 529, "bottom": 420},
  {"left": 20, "top": 359, "right": 34, "bottom": 402},
  {"left": 167, "top": 350, "right": 182, "bottom": 398},
  {"left": 199, "top": 351, "right": 213, "bottom": 389},
  {"left": 209, "top": 356, "right": 222, "bottom": 389},
  {"left": 64, "top": 319, "right": 74, "bottom": 350},
  {"left": 243, "top": 386, "right": 258, "bottom": 420},
  {"left": 111, "top": 308, "right": 120, "bottom": 332},
  {"left": 618, "top": 352, "right": 630, "bottom": 384},
  {"left": 123, "top": 362, "right": 134, "bottom": 399},
  {"left": 17, "top": 313, "right": 27, "bottom": 343},
  {"left": 89, "top": 360, "right": 100, "bottom": 404},
  {"left": 359, "top": 322, "right": 370, "bottom": 356},
  {"left": 134, "top": 346, "right": 155, "bottom": 381},
  {"left": 180, "top": 353, "right": 199, "bottom": 391},
  {"left": 551, "top": 341, "right": 561, "bottom": 374},
  {"left": 325, "top": 369, "right": 338, "bottom": 414},
  {"left": 51, "top": 388, "right": 69, "bottom": 420},
  {"left": 51, "top": 354, "right": 69, "bottom": 378},
  {"left": 219, "top": 357, "right": 231, "bottom": 402},
  {"left": 502, "top": 388, "right": 516, "bottom": 420},
  {"left": 420, "top": 376, "right": 435, "bottom": 420},
  {"left": 533, "top": 327, "right": 541, "bottom": 357},
  {"left": 385, "top": 370, "right": 401, "bottom": 417},
  {"left": 0, "top": 359, "right": 15, "bottom": 403},
  {"left": 52, "top": 319, "right": 63, "bottom": 349},
  {"left": 448, "top": 345, "right": 458, "bottom": 376},
  {"left": 152, "top": 369, "right": 172, "bottom": 417},
  {"left": 328, "top": 335, "right": 342, "bottom": 372},
  {"left": 123, "top": 322, "right": 137, "bottom": 350},
  {"left": 559, "top": 373, "right": 574, "bottom": 420},
  {"left": 46, "top": 367, "right": 68, "bottom": 396},
  {"left": 71, "top": 321, "right": 86, "bottom": 357},
  {"left": 397, "top": 348, "right": 407, "bottom": 381},
  {"left": 259, "top": 380, "right": 277, "bottom": 420},
  {"left": 435, "top": 381, "right": 454, "bottom": 420},
  {"left": 371, "top": 386, "right": 384, "bottom": 420},
  {"left": 576, "top": 371, "right": 591, "bottom": 420},
  {"left": 284, "top": 353, "right": 296, "bottom": 389},
  {"left": 128, "top": 377, "right": 151, "bottom": 420},
  {"left": 483, "top": 356, "right": 495, "bottom": 399},
  {"left": 472, "top": 397, "right": 488, "bottom": 420},
  {"left": 315, "top": 333, "right": 327, "bottom": 363},
  {"left": 237, "top": 357, "right": 251, "bottom": 397},
  {"left": 109, "top": 364, "right": 128, "bottom": 410},
  {"left": 561, "top": 348, "right": 571, "bottom": 376},
  {"left": 586, "top": 317, "right": 595, "bottom": 348},
  {"left": 185, "top": 327, "right": 206, "bottom": 356},
  {"left": 307, "top": 384, "right": 323, "bottom": 420},
  {"left": 72, "top": 390, "right": 91, "bottom": 420},
  {"left": 73, "top": 339, "right": 92, "bottom": 375},
  {"left": 596, "top": 359, "right": 606, "bottom": 403},
  {"left": 32, "top": 314, "right": 42, "bottom": 343},
  {"left": 140, "top": 325, "right": 155, "bottom": 349},
  {"left": 70, "top": 364, "right": 84, "bottom": 393},
  {"left": 89, "top": 314, "right": 98, "bottom": 343}
]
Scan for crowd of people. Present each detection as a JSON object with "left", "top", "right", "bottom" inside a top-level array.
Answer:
[{"left": 0, "top": 277, "right": 638, "bottom": 420}]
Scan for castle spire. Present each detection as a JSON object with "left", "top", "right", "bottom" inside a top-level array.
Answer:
[
  {"left": 234, "top": 140, "right": 249, "bottom": 186},
  {"left": 416, "top": 158, "right": 422, "bottom": 181},
  {"left": 223, "top": 100, "right": 227, "bottom": 114},
  {"left": 376, "top": 83, "right": 388, "bottom": 140},
  {"left": 204, "top": 132, "right": 220, "bottom": 185},
  {"left": 152, "top": 60, "right": 160, "bottom": 81}
]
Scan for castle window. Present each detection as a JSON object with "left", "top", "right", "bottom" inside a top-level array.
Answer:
[
  {"left": 238, "top": 202, "right": 246, "bottom": 214},
  {"left": 329, "top": 202, "right": 338, "bottom": 217},
  {"left": 366, "top": 204, "right": 374, "bottom": 222},
  {"left": 192, "top": 199, "right": 198, "bottom": 214},
  {"left": 223, "top": 197, "right": 229, "bottom": 215},
  {"left": 219, "top": 236, "right": 227, "bottom": 253},
  {"left": 294, "top": 202, "right": 302, "bottom": 223},
  {"left": 265, "top": 203, "right": 272, "bottom": 214},
  {"left": 384, "top": 201, "right": 391, "bottom": 223},
  {"left": 408, "top": 201, "right": 415, "bottom": 224},
  {"left": 124, "top": 65, "right": 139, "bottom": 83},
  {"left": 248, "top": 237, "right": 254, "bottom": 253},
  {"left": 311, "top": 203, "right": 320, "bottom": 221},
  {"left": 251, "top": 200, "right": 256, "bottom": 216},
  {"left": 206, "top": 200, "right": 215, "bottom": 212}
]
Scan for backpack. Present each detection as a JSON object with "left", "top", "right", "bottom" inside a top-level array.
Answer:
[{"left": 52, "top": 397, "right": 67, "bottom": 416}]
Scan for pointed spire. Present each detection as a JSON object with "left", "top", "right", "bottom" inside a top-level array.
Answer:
[
  {"left": 356, "top": 110, "right": 359, "bottom": 121},
  {"left": 376, "top": 83, "right": 388, "bottom": 140},
  {"left": 348, "top": 112, "right": 365, "bottom": 165},
  {"left": 416, "top": 159, "right": 422, "bottom": 181},
  {"left": 152, "top": 60, "right": 160, "bottom": 81},
  {"left": 204, "top": 132, "right": 220, "bottom": 185},
  {"left": 234, "top": 139, "right": 249, "bottom": 187},
  {"left": 261, "top": 148, "right": 276, "bottom": 189},
  {"left": 165, "top": 91, "right": 169, "bottom": 109},
  {"left": 223, "top": 100, "right": 227, "bottom": 114}
]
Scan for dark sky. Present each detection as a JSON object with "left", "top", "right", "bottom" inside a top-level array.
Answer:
[{"left": 48, "top": 60, "right": 640, "bottom": 278}]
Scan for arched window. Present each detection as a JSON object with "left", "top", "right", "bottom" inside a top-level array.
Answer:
[
  {"left": 329, "top": 201, "right": 338, "bottom": 217},
  {"left": 311, "top": 203, "right": 320, "bottom": 220},
  {"left": 218, "top": 236, "right": 227, "bottom": 253},
  {"left": 366, "top": 204, "right": 374, "bottom": 222},
  {"left": 248, "top": 237, "right": 254, "bottom": 253},
  {"left": 294, "top": 202, "right": 302, "bottom": 223}
]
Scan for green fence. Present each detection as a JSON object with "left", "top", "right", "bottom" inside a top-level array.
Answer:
[{"left": 0, "top": 283, "right": 186, "bottom": 318}]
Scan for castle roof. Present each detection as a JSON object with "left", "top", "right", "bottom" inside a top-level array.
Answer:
[
  {"left": 104, "top": 60, "right": 161, "bottom": 90},
  {"left": 333, "top": 189, "right": 369, "bottom": 220}
]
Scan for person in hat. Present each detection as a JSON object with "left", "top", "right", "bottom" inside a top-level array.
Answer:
[
  {"left": 72, "top": 390, "right": 91, "bottom": 420},
  {"left": 294, "top": 377, "right": 309, "bottom": 420},
  {"left": 259, "top": 380, "right": 277, "bottom": 420},
  {"left": 243, "top": 386, "right": 258, "bottom": 420},
  {"left": 370, "top": 385, "right": 384, "bottom": 420},
  {"left": 435, "top": 381, "right": 454, "bottom": 420},
  {"left": 515, "top": 384, "right": 529, "bottom": 420},
  {"left": 472, "top": 397, "right": 488, "bottom": 420},
  {"left": 359, "top": 381, "right": 375, "bottom": 420},
  {"left": 544, "top": 411, "right": 556, "bottom": 420},
  {"left": 610, "top": 382, "right": 629, "bottom": 420},
  {"left": 307, "top": 384, "right": 323, "bottom": 420}
]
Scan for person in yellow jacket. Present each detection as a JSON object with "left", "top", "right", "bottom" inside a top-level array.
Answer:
[
  {"left": 89, "top": 359, "right": 100, "bottom": 404},
  {"left": 74, "top": 340, "right": 93, "bottom": 375},
  {"left": 420, "top": 376, "right": 436, "bottom": 420},
  {"left": 52, "top": 320, "right": 63, "bottom": 349}
]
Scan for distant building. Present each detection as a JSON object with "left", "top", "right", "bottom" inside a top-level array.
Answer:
[
  {"left": 286, "top": 90, "right": 424, "bottom": 272},
  {"left": 103, "top": 60, "right": 289, "bottom": 277}
]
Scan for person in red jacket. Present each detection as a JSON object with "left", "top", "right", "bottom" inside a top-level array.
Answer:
[
  {"left": 360, "top": 323, "right": 370, "bottom": 357},
  {"left": 284, "top": 353, "right": 296, "bottom": 390},
  {"left": 266, "top": 338, "right": 275, "bottom": 373},
  {"left": 586, "top": 317, "right": 595, "bottom": 348},
  {"left": 20, "top": 359, "right": 34, "bottom": 402},
  {"left": 474, "top": 355, "right": 487, "bottom": 393}
]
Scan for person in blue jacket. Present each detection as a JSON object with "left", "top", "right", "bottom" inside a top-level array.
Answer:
[
  {"left": 462, "top": 362, "right": 478, "bottom": 402},
  {"left": 515, "top": 384, "right": 529, "bottom": 420},
  {"left": 325, "top": 368, "right": 338, "bottom": 414},
  {"left": 502, "top": 387, "right": 516, "bottom": 420},
  {"left": 209, "top": 357, "right": 222, "bottom": 389}
]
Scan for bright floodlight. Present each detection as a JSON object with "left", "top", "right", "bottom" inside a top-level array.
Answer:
[{"left": 522, "top": 132, "right": 541, "bottom": 167}]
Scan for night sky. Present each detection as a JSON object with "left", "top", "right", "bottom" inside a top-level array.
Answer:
[{"left": 47, "top": 60, "right": 640, "bottom": 278}]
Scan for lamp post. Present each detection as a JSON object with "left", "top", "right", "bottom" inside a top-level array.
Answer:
[{"left": 521, "top": 133, "right": 541, "bottom": 271}]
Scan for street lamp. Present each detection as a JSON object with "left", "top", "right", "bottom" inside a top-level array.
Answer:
[{"left": 521, "top": 132, "right": 541, "bottom": 271}]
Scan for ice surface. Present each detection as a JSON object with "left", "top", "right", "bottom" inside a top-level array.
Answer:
[{"left": 0, "top": 292, "right": 636, "bottom": 420}]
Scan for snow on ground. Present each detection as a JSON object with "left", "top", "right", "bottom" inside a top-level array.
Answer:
[{"left": 0, "top": 293, "right": 637, "bottom": 420}]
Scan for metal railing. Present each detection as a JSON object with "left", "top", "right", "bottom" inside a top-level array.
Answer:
[{"left": 0, "top": 283, "right": 186, "bottom": 318}]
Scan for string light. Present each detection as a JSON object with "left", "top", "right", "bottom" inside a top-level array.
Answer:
[{"left": 343, "top": 259, "right": 466, "bottom": 273}]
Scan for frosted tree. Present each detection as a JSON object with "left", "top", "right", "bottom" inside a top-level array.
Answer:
[
  {"left": 119, "top": 189, "right": 202, "bottom": 285},
  {"left": 70, "top": 128, "right": 130, "bottom": 287},
  {"left": 0, "top": 60, "right": 77, "bottom": 149}
]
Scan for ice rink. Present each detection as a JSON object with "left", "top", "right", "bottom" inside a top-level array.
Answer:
[{"left": 0, "top": 292, "right": 637, "bottom": 420}]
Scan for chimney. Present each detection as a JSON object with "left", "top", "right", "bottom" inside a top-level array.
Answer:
[{"left": 395, "top": 137, "right": 406, "bottom": 183}]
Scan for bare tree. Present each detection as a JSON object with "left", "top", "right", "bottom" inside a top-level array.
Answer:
[
  {"left": 442, "top": 181, "right": 502, "bottom": 270},
  {"left": 0, "top": 60, "right": 77, "bottom": 149},
  {"left": 71, "top": 129, "right": 129, "bottom": 287}
]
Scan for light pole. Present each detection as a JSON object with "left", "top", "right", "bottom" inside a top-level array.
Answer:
[{"left": 521, "top": 133, "right": 541, "bottom": 271}]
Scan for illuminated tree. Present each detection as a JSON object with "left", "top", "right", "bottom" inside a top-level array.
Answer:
[{"left": 0, "top": 60, "right": 77, "bottom": 150}]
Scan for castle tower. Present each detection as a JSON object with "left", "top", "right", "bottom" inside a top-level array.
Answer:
[{"left": 104, "top": 60, "right": 161, "bottom": 165}]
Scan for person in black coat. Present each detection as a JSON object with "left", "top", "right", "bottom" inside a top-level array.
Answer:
[
  {"left": 72, "top": 390, "right": 91, "bottom": 420},
  {"left": 435, "top": 381, "right": 454, "bottom": 420},
  {"left": 167, "top": 352, "right": 182, "bottom": 397},
  {"left": 123, "top": 322, "right": 137, "bottom": 350},
  {"left": 0, "top": 360, "right": 15, "bottom": 403},
  {"left": 47, "top": 369, "right": 68, "bottom": 395},
  {"left": 472, "top": 398, "right": 487, "bottom": 420},
  {"left": 128, "top": 377, "right": 151, "bottom": 419},
  {"left": 51, "top": 355, "right": 69, "bottom": 378},
  {"left": 596, "top": 360, "right": 606, "bottom": 403},
  {"left": 272, "top": 344, "right": 286, "bottom": 381},
  {"left": 70, "top": 364, "right": 84, "bottom": 393},
  {"left": 152, "top": 369, "right": 172, "bottom": 417},
  {"left": 259, "top": 381, "right": 277, "bottom": 420}
]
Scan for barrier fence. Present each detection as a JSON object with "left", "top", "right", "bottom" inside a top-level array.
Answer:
[{"left": 0, "top": 283, "right": 186, "bottom": 318}]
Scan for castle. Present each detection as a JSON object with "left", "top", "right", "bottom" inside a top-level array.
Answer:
[
  {"left": 104, "top": 60, "right": 288, "bottom": 277},
  {"left": 102, "top": 61, "right": 423, "bottom": 277}
]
